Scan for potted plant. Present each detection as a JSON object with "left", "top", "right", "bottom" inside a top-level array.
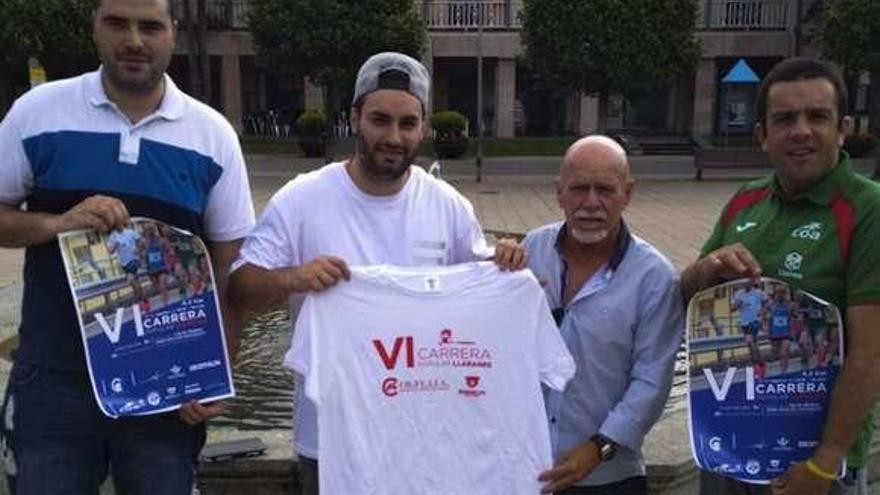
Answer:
[
  {"left": 296, "top": 110, "right": 328, "bottom": 157},
  {"left": 431, "top": 110, "right": 469, "bottom": 159}
]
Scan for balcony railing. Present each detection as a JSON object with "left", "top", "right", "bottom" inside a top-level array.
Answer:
[
  {"left": 416, "top": 1, "right": 521, "bottom": 30},
  {"left": 169, "top": 0, "right": 788, "bottom": 34},
  {"left": 170, "top": 0, "right": 251, "bottom": 30},
  {"left": 698, "top": 0, "right": 789, "bottom": 30}
]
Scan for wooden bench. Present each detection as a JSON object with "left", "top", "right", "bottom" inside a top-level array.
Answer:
[{"left": 694, "top": 148, "right": 771, "bottom": 180}]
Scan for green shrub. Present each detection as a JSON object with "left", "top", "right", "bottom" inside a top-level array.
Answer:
[
  {"left": 430, "top": 110, "right": 467, "bottom": 137},
  {"left": 296, "top": 110, "right": 327, "bottom": 136},
  {"left": 844, "top": 134, "right": 876, "bottom": 158}
]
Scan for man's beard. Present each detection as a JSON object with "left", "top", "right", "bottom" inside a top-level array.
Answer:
[
  {"left": 357, "top": 134, "right": 416, "bottom": 182},
  {"left": 104, "top": 51, "right": 166, "bottom": 94},
  {"left": 569, "top": 209, "right": 609, "bottom": 244},
  {"left": 569, "top": 227, "right": 608, "bottom": 244}
]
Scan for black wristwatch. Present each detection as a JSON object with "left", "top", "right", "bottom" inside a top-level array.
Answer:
[{"left": 590, "top": 434, "right": 617, "bottom": 462}]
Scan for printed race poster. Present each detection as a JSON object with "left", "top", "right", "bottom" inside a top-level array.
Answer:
[
  {"left": 687, "top": 277, "right": 843, "bottom": 484},
  {"left": 58, "top": 217, "right": 234, "bottom": 418}
]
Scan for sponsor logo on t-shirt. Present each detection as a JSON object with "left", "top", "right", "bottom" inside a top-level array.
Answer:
[
  {"left": 381, "top": 376, "right": 451, "bottom": 397},
  {"left": 458, "top": 375, "right": 486, "bottom": 397},
  {"left": 791, "top": 222, "right": 823, "bottom": 241}
]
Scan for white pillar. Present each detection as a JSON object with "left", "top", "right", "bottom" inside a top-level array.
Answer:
[
  {"left": 221, "top": 55, "right": 242, "bottom": 133},
  {"left": 578, "top": 93, "right": 599, "bottom": 135},
  {"left": 692, "top": 58, "right": 717, "bottom": 136},
  {"left": 304, "top": 77, "right": 325, "bottom": 111},
  {"left": 494, "top": 58, "right": 516, "bottom": 138}
]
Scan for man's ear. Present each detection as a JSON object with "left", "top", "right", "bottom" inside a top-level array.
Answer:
[
  {"left": 349, "top": 107, "right": 359, "bottom": 136},
  {"left": 754, "top": 122, "right": 767, "bottom": 152},
  {"left": 838, "top": 116, "right": 853, "bottom": 147},
  {"left": 623, "top": 178, "right": 634, "bottom": 208},
  {"left": 172, "top": 19, "right": 179, "bottom": 46},
  {"left": 555, "top": 177, "right": 564, "bottom": 208}
]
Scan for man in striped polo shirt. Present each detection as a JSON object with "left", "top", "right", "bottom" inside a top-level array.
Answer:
[
  {"left": 0, "top": 0, "right": 255, "bottom": 493},
  {"left": 682, "top": 57, "right": 880, "bottom": 495}
]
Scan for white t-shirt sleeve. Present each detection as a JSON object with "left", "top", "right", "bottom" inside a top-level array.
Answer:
[
  {"left": 202, "top": 123, "right": 255, "bottom": 242},
  {"left": 533, "top": 287, "right": 576, "bottom": 391},
  {"left": 233, "top": 189, "right": 298, "bottom": 271},
  {"left": 451, "top": 193, "right": 492, "bottom": 261},
  {"left": 290, "top": 296, "right": 320, "bottom": 405},
  {"left": 0, "top": 99, "right": 35, "bottom": 206}
]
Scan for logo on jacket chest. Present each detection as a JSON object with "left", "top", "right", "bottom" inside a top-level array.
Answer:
[
  {"left": 778, "top": 251, "right": 804, "bottom": 280},
  {"left": 791, "top": 222, "right": 823, "bottom": 241}
]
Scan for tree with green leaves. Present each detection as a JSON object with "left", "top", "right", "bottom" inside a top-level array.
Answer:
[
  {"left": 0, "top": 0, "right": 97, "bottom": 79},
  {"left": 248, "top": 0, "right": 425, "bottom": 119},
  {"left": 0, "top": 0, "right": 97, "bottom": 114},
  {"left": 815, "top": 0, "right": 880, "bottom": 177},
  {"left": 521, "top": 0, "right": 700, "bottom": 129},
  {"left": 815, "top": 0, "right": 880, "bottom": 135}
]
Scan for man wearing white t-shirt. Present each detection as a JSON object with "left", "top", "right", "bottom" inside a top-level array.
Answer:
[{"left": 229, "top": 52, "right": 526, "bottom": 495}]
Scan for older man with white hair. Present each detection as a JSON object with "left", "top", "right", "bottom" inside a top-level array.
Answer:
[{"left": 525, "top": 136, "right": 684, "bottom": 494}]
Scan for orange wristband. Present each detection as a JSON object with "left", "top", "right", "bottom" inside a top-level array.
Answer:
[{"left": 805, "top": 459, "right": 837, "bottom": 481}]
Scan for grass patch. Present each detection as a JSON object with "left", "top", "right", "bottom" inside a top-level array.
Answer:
[
  {"left": 464, "top": 137, "right": 577, "bottom": 157},
  {"left": 418, "top": 136, "right": 576, "bottom": 157},
  {"left": 242, "top": 135, "right": 577, "bottom": 157},
  {"left": 240, "top": 136, "right": 302, "bottom": 155}
]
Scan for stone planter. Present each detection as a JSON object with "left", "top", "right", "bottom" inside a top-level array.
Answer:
[
  {"left": 433, "top": 134, "right": 469, "bottom": 159},
  {"left": 297, "top": 135, "right": 326, "bottom": 158}
]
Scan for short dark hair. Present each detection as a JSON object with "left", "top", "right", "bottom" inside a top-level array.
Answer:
[
  {"left": 756, "top": 57, "right": 848, "bottom": 128},
  {"left": 96, "top": 0, "right": 174, "bottom": 20}
]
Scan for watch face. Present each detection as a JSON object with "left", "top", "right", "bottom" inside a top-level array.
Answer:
[{"left": 592, "top": 435, "right": 616, "bottom": 461}]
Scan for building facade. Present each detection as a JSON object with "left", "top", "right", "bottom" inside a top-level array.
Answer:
[{"left": 170, "top": 0, "right": 817, "bottom": 138}]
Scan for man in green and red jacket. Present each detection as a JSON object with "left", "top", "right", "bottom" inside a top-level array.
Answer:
[{"left": 682, "top": 57, "right": 880, "bottom": 495}]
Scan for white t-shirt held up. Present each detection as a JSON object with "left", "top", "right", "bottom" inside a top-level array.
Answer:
[{"left": 290, "top": 263, "right": 575, "bottom": 495}]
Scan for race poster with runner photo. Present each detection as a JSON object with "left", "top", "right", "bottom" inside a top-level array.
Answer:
[
  {"left": 686, "top": 277, "right": 843, "bottom": 483},
  {"left": 58, "top": 217, "right": 234, "bottom": 418}
]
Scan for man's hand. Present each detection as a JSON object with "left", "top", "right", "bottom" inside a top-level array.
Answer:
[
  {"left": 771, "top": 461, "right": 834, "bottom": 495},
  {"left": 682, "top": 243, "right": 762, "bottom": 300},
  {"left": 492, "top": 238, "right": 528, "bottom": 271},
  {"left": 0, "top": 194, "right": 130, "bottom": 247},
  {"left": 282, "top": 255, "right": 351, "bottom": 292},
  {"left": 178, "top": 399, "right": 229, "bottom": 425},
  {"left": 229, "top": 256, "right": 352, "bottom": 316},
  {"left": 537, "top": 440, "right": 600, "bottom": 493},
  {"left": 696, "top": 243, "right": 762, "bottom": 284},
  {"left": 53, "top": 194, "right": 130, "bottom": 234}
]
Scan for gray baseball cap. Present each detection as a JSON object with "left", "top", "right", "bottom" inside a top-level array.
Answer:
[{"left": 352, "top": 52, "right": 430, "bottom": 111}]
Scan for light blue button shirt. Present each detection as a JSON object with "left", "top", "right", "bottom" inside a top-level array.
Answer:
[{"left": 524, "top": 221, "right": 684, "bottom": 486}]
